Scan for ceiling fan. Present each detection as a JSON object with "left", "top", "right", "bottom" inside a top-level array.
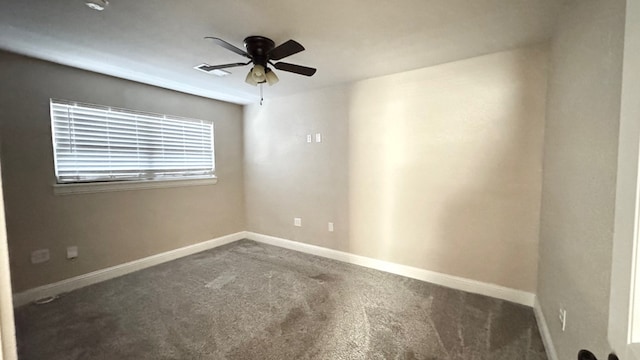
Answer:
[{"left": 202, "top": 36, "right": 317, "bottom": 86}]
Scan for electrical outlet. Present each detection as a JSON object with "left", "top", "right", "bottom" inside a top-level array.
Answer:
[
  {"left": 31, "top": 249, "right": 50, "bottom": 264},
  {"left": 294, "top": 218, "right": 302, "bottom": 227},
  {"left": 558, "top": 308, "right": 567, "bottom": 332},
  {"left": 67, "top": 246, "right": 78, "bottom": 260},
  {"left": 306, "top": 134, "right": 312, "bottom": 143},
  {"left": 328, "top": 222, "right": 334, "bottom": 232},
  {"left": 315, "top": 133, "right": 322, "bottom": 143}
]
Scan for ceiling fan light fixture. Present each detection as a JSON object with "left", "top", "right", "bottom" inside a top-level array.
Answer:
[
  {"left": 265, "top": 68, "right": 279, "bottom": 86},
  {"left": 245, "top": 70, "right": 258, "bottom": 86},
  {"left": 251, "top": 64, "right": 267, "bottom": 84}
]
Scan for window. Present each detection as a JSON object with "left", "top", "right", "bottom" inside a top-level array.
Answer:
[{"left": 50, "top": 99, "right": 215, "bottom": 185}]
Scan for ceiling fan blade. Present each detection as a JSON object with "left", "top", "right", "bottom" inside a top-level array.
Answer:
[
  {"left": 200, "top": 62, "right": 251, "bottom": 71},
  {"left": 269, "top": 40, "right": 305, "bottom": 60},
  {"left": 205, "top": 37, "right": 250, "bottom": 58},
  {"left": 274, "top": 62, "right": 317, "bottom": 77}
]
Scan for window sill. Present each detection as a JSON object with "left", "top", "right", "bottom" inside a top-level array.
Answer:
[{"left": 53, "top": 177, "right": 218, "bottom": 195}]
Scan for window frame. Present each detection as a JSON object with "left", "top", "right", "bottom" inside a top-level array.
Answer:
[{"left": 49, "top": 99, "right": 217, "bottom": 194}]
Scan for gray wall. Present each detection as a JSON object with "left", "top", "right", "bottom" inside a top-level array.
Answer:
[
  {"left": 245, "top": 45, "right": 548, "bottom": 292},
  {"left": 0, "top": 51, "right": 246, "bottom": 292},
  {"left": 537, "top": 0, "right": 625, "bottom": 359}
]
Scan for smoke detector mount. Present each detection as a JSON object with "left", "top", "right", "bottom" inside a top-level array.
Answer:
[{"left": 85, "top": 0, "right": 109, "bottom": 11}]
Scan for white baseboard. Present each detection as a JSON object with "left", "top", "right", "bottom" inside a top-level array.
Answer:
[
  {"left": 13, "top": 231, "right": 536, "bottom": 310},
  {"left": 534, "top": 296, "right": 559, "bottom": 360},
  {"left": 12, "top": 231, "right": 246, "bottom": 307},
  {"left": 245, "top": 232, "right": 535, "bottom": 307},
  {"left": 11, "top": 231, "right": 554, "bottom": 358}
]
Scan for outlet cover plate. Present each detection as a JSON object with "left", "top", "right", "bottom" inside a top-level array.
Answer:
[
  {"left": 31, "top": 249, "right": 50, "bottom": 264},
  {"left": 67, "top": 246, "right": 79, "bottom": 259}
]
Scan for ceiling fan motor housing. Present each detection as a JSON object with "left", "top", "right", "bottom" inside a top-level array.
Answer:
[{"left": 244, "top": 36, "right": 275, "bottom": 67}]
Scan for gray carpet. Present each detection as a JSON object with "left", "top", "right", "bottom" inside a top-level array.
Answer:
[{"left": 14, "top": 239, "right": 547, "bottom": 360}]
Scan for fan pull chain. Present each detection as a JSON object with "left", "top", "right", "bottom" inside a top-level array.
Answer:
[{"left": 260, "top": 83, "right": 264, "bottom": 106}]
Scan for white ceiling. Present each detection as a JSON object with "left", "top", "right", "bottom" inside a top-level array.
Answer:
[{"left": 0, "top": 0, "right": 562, "bottom": 104}]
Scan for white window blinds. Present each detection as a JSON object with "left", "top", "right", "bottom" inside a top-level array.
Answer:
[{"left": 50, "top": 99, "right": 215, "bottom": 184}]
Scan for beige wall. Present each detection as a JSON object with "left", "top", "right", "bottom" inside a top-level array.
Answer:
[
  {"left": 537, "top": 0, "right": 625, "bottom": 359},
  {"left": 245, "top": 45, "right": 548, "bottom": 292},
  {"left": 244, "top": 85, "right": 350, "bottom": 252},
  {"left": 0, "top": 52, "right": 245, "bottom": 292}
]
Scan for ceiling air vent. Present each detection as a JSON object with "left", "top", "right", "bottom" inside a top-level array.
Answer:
[{"left": 194, "top": 64, "right": 231, "bottom": 77}]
